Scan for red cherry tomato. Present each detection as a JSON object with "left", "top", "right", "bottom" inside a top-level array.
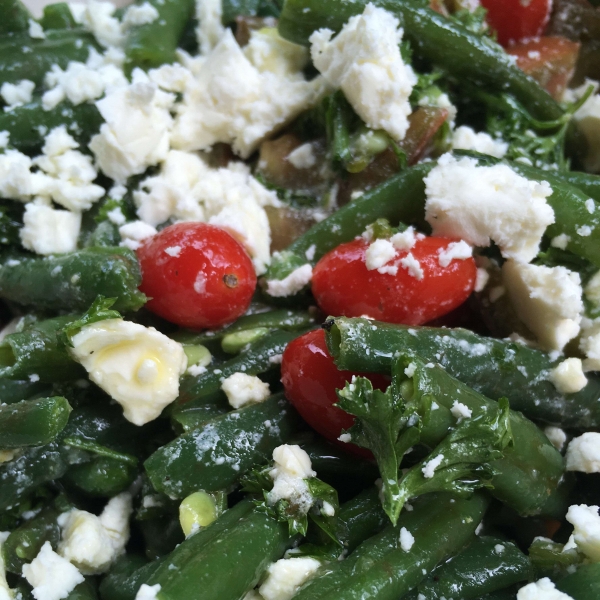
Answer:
[
  {"left": 311, "top": 236, "right": 477, "bottom": 326},
  {"left": 137, "top": 222, "right": 256, "bottom": 329},
  {"left": 281, "top": 329, "right": 388, "bottom": 454},
  {"left": 480, "top": 0, "right": 552, "bottom": 47}
]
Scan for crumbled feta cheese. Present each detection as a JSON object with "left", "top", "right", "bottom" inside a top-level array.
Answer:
[
  {"left": 171, "top": 29, "right": 325, "bottom": 158},
  {"left": 549, "top": 358, "right": 588, "bottom": 394},
  {"left": 58, "top": 492, "right": 132, "bottom": 574},
  {"left": 1, "top": 79, "right": 35, "bottom": 109},
  {"left": 310, "top": 4, "right": 415, "bottom": 141},
  {"left": 20, "top": 202, "right": 81, "bottom": 255},
  {"left": 399, "top": 527, "right": 414, "bottom": 551},
  {"left": 437, "top": 240, "right": 472, "bottom": 268},
  {"left": 267, "top": 264, "right": 313, "bottom": 297},
  {"left": 338, "top": 433, "right": 352, "bottom": 443},
  {"left": 418, "top": 91, "right": 457, "bottom": 124},
  {"left": 544, "top": 426, "right": 567, "bottom": 451},
  {"left": 28, "top": 19, "right": 45, "bottom": 39},
  {"left": 121, "top": 2, "right": 159, "bottom": 28},
  {"left": 400, "top": 252, "right": 424, "bottom": 280},
  {"left": 267, "top": 445, "right": 316, "bottom": 514},
  {"left": 404, "top": 362, "right": 417, "bottom": 378},
  {"left": 579, "top": 318, "right": 600, "bottom": 371},
  {"left": 107, "top": 207, "right": 126, "bottom": 225},
  {"left": 164, "top": 245, "right": 181, "bottom": 257},
  {"left": 221, "top": 372, "right": 271, "bottom": 409},
  {"left": 586, "top": 198, "right": 596, "bottom": 214},
  {"left": 564, "top": 80, "right": 600, "bottom": 172},
  {"left": 365, "top": 238, "right": 396, "bottom": 271},
  {"left": 287, "top": 143, "right": 317, "bottom": 169},
  {"left": 450, "top": 400, "right": 472, "bottom": 421},
  {"left": 135, "top": 584, "right": 161, "bottom": 600},
  {"left": 422, "top": 453, "right": 444, "bottom": 479},
  {"left": 258, "top": 557, "right": 321, "bottom": 600},
  {"left": 566, "top": 432, "right": 600, "bottom": 473},
  {"left": 502, "top": 261, "right": 583, "bottom": 352},
  {"left": 585, "top": 270, "right": 600, "bottom": 307},
  {"left": 119, "top": 220, "right": 157, "bottom": 251},
  {"left": 576, "top": 224, "right": 593, "bottom": 237},
  {"left": 70, "top": 0, "right": 124, "bottom": 48},
  {"left": 551, "top": 233, "right": 571, "bottom": 250},
  {"left": 196, "top": 0, "right": 226, "bottom": 55},
  {"left": 451, "top": 126, "right": 508, "bottom": 158},
  {"left": 565, "top": 504, "right": 600, "bottom": 561},
  {"left": 424, "top": 154, "right": 555, "bottom": 263},
  {"left": 69, "top": 319, "right": 187, "bottom": 425},
  {"left": 134, "top": 151, "right": 278, "bottom": 274},
  {"left": 90, "top": 70, "right": 175, "bottom": 182},
  {"left": 475, "top": 268, "right": 489, "bottom": 292},
  {"left": 517, "top": 578, "right": 574, "bottom": 600},
  {"left": 390, "top": 226, "right": 418, "bottom": 251},
  {"left": 22, "top": 542, "right": 84, "bottom": 600},
  {"left": 149, "top": 63, "right": 193, "bottom": 94},
  {"left": 0, "top": 131, "right": 8, "bottom": 148}
]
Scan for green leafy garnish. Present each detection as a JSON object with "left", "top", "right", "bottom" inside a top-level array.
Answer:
[{"left": 58, "top": 296, "right": 121, "bottom": 348}]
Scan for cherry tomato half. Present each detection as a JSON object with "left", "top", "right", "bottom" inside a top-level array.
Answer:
[
  {"left": 311, "top": 236, "right": 477, "bottom": 326},
  {"left": 480, "top": 0, "right": 552, "bottom": 47},
  {"left": 137, "top": 222, "right": 256, "bottom": 329},
  {"left": 281, "top": 329, "right": 388, "bottom": 454}
]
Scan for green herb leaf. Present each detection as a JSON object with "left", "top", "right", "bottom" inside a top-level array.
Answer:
[{"left": 58, "top": 296, "right": 121, "bottom": 348}]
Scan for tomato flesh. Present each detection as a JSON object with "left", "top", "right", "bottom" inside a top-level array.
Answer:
[
  {"left": 137, "top": 222, "right": 256, "bottom": 329},
  {"left": 480, "top": 0, "right": 552, "bottom": 47},
  {"left": 281, "top": 329, "right": 388, "bottom": 454},
  {"left": 312, "top": 236, "right": 477, "bottom": 326}
]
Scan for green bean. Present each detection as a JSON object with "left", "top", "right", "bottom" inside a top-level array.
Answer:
[
  {"left": 277, "top": 0, "right": 562, "bottom": 121},
  {"left": 0, "top": 0, "right": 32, "bottom": 35},
  {"left": 40, "top": 2, "right": 77, "bottom": 30},
  {"left": 0, "top": 97, "right": 102, "bottom": 153},
  {"left": 170, "top": 403, "right": 229, "bottom": 433},
  {"left": 293, "top": 492, "right": 489, "bottom": 600},
  {"left": 0, "top": 28, "right": 97, "bottom": 87},
  {"left": 124, "top": 0, "right": 195, "bottom": 72},
  {"left": 556, "top": 563, "right": 600, "bottom": 600},
  {"left": 406, "top": 536, "right": 533, "bottom": 599},
  {"left": 2, "top": 506, "right": 61, "bottom": 573},
  {"left": 100, "top": 558, "right": 168, "bottom": 600},
  {"left": 63, "top": 456, "right": 138, "bottom": 497},
  {"left": 139, "top": 515, "right": 184, "bottom": 561},
  {"left": 0, "top": 377, "right": 48, "bottom": 405},
  {"left": 0, "top": 443, "right": 67, "bottom": 511},
  {"left": 66, "top": 580, "right": 99, "bottom": 600},
  {"left": 0, "top": 248, "right": 146, "bottom": 314},
  {"left": 265, "top": 163, "right": 433, "bottom": 282},
  {"left": 557, "top": 171, "right": 600, "bottom": 204},
  {"left": 0, "top": 396, "right": 71, "bottom": 449},
  {"left": 145, "top": 394, "right": 299, "bottom": 498},
  {"left": 326, "top": 316, "right": 600, "bottom": 429},
  {"left": 0, "top": 316, "right": 84, "bottom": 382},
  {"left": 0, "top": 201, "right": 23, "bottom": 247}
]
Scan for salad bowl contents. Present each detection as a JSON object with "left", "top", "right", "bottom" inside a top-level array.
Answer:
[{"left": 1, "top": 0, "right": 600, "bottom": 599}]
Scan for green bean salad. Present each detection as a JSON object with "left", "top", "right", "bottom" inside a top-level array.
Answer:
[{"left": 0, "top": 0, "right": 600, "bottom": 598}]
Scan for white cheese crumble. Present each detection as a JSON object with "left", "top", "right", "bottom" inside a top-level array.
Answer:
[
  {"left": 22, "top": 542, "right": 84, "bottom": 600},
  {"left": 258, "top": 557, "right": 322, "bottom": 600},
  {"left": 28, "top": 19, "right": 45, "bottom": 39},
  {"left": 586, "top": 198, "right": 596, "bottom": 214},
  {"left": 221, "top": 372, "right": 271, "bottom": 409},
  {"left": 565, "top": 504, "right": 600, "bottom": 562},
  {"left": 20, "top": 202, "right": 81, "bottom": 255},
  {"left": 424, "top": 154, "right": 555, "bottom": 263},
  {"left": 0, "top": 131, "right": 8, "bottom": 148},
  {"left": 502, "top": 261, "right": 583, "bottom": 352},
  {"left": 267, "top": 264, "right": 313, "bottom": 297},
  {"left": 517, "top": 578, "right": 574, "bottom": 600},
  {"left": 196, "top": 0, "right": 226, "bottom": 55},
  {"left": 338, "top": 433, "right": 352, "bottom": 443},
  {"left": 390, "top": 226, "right": 419, "bottom": 251},
  {"left": 451, "top": 126, "right": 508, "bottom": 158},
  {"left": 585, "top": 270, "right": 600, "bottom": 307},
  {"left": 69, "top": 0, "right": 124, "bottom": 48},
  {"left": 1, "top": 80, "right": 35, "bottom": 109},
  {"left": 399, "top": 527, "right": 414, "bottom": 551},
  {"left": 365, "top": 238, "right": 396, "bottom": 271},
  {"left": 69, "top": 319, "right": 187, "bottom": 425},
  {"left": 399, "top": 252, "right": 424, "bottom": 280},
  {"left": 475, "top": 268, "right": 489, "bottom": 292},
  {"left": 135, "top": 584, "right": 162, "bottom": 600},
  {"left": 58, "top": 492, "right": 132, "bottom": 575},
  {"left": 450, "top": 400, "right": 472, "bottom": 421},
  {"left": 134, "top": 151, "right": 278, "bottom": 274},
  {"left": 566, "top": 432, "right": 600, "bottom": 473},
  {"left": 171, "top": 29, "right": 325, "bottom": 158},
  {"left": 267, "top": 445, "right": 316, "bottom": 514},
  {"left": 551, "top": 233, "right": 571, "bottom": 250},
  {"left": 544, "top": 426, "right": 567, "bottom": 452},
  {"left": 310, "top": 3, "right": 416, "bottom": 141},
  {"left": 549, "top": 358, "right": 588, "bottom": 394},
  {"left": 437, "top": 240, "right": 473, "bottom": 268},
  {"left": 422, "top": 453, "right": 444, "bottom": 479},
  {"left": 579, "top": 318, "right": 600, "bottom": 371},
  {"left": 121, "top": 2, "right": 159, "bottom": 28},
  {"left": 164, "top": 245, "right": 181, "bottom": 257},
  {"left": 118, "top": 220, "right": 157, "bottom": 251},
  {"left": 287, "top": 143, "right": 317, "bottom": 169}
]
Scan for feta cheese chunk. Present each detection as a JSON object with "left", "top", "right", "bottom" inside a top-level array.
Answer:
[
  {"left": 310, "top": 3, "right": 416, "bottom": 141},
  {"left": 549, "top": 358, "right": 588, "bottom": 394},
  {"left": 437, "top": 240, "right": 472, "bottom": 268},
  {"left": 365, "top": 238, "right": 396, "bottom": 271},
  {"left": 424, "top": 154, "right": 555, "bottom": 263},
  {"left": 58, "top": 493, "right": 132, "bottom": 575},
  {"left": 69, "top": 319, "right": 187, "bottom": 425},
  {"left": 1, "top": 79, "right": 35, "bottom": 109},
  {"left": 22, "top": 542, "right": 84, "bottom": 600},
  {"left": 451, "top": 126, "right": 508, "bottom": 158},
  {"left": 258, "top": 557, "right": 322, "bottom": 600},
  {"left": 196, "top": 0, "right": 226, "bottom": 55},
  {"left": 287, "top": 143, "right": 317, "bottom": 169},
  {"left": 399, "top": 527, "right": 414, "bottom": 551},
  {"left": 580, "top": 317, "right": 600, "bottom": 371},
  {"left": 422, "top": 453, "right": 444, "bottom": 479},
  {"left": 266, "top": 264, "right": 313, "bottom": 297},
  {"left": 221, "top": 373, "right": 270, "bottom": 409},
  {"left": 544, "top": 426, "right": 567, "bottom": 451},
  {"left": 565, "top": 504, "right": 600, "bottom": 561},
  {"left": 135, "top": 584, "right": 162, "bottom": 600},
  {"left": 502, "top": 261, "right": 583, "bottom": 352},
  {"left": 450, "top": 400, "right": 472, "bottom": 421},
  {"left": 517, "top": 578, "right": 574, "bottom": 600},
  {"left": 69, "top": 0, "right": 124, "bottom": 48},
  {"left": 20, "top": 202, "right": 81, "bottom": 255},
  {"left": 267, "top": 445, "right": 316, "bottom": 514},
  {"left": 119, "top": 220, "right": 157, "bottom": 251},
  {"left": 566, "top": 432, "right": 600, "bottom": 473}
]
